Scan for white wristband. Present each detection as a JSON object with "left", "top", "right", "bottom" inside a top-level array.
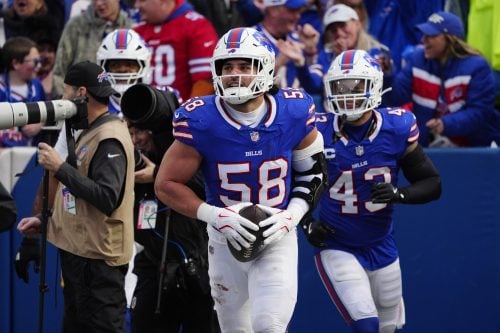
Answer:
[
  {"left": 287, "top": 198, "right": 309, "bottom": 224},
  {"left": 196, "top": 202, "right": 218, "bottom": 225}
]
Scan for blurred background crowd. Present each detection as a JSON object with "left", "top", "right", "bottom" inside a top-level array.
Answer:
[{"left": 0, "top": 0, "right": 498, "bottom": 149}]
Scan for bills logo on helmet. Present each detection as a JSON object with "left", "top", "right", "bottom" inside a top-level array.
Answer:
[
  {"left": 363, "top": 53, "right": 381, "bottom": 71},
  {"left": 252, "top": 32, "right": 274, "bottom": 54}
]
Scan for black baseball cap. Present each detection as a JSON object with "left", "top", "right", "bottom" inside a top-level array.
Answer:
[{"left": 64, "top": 61, "right": 120, "bottom": 98}]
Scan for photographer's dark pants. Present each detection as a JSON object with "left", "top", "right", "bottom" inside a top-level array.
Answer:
[
  {"left": 130, "top": 269, "right": 217, "bottom": 333},
  {"left": 60, "top": 250, "right": 128, "bottom": 333}
]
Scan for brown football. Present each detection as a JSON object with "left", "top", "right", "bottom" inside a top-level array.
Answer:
[{"left": 227, "top": 204, "right": 269, "bottom": 262}]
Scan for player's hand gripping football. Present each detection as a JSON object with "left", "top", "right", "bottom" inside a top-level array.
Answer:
[
  {"left": 370, "top": 182, "right": 405, "bottom": 203},
  {"left": 256, "top": 204, "right": 305, "bottom": 245},
  {"left": 198, "top": 202, "right": 259, "bottom": 251},
  {"left": 301, "top": 216, "right": 335, "bottom": 248}
]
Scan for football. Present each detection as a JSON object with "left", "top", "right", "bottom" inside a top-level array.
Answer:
[{"left": 228, "top": 204, "right": 269, "bottom": 262}]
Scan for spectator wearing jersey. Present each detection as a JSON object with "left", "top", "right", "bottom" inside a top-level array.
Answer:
[
  {"left": 387, "top": 11, "right": 500, "bottom": 147},
  {"left": 134, "top": 0, "right": 218, "bottom": 100},
  {"left": 279, "top": 3, "right": 391, "bottom": 110},
  {"left": 51, "top": 0, "right": 132, "bottom": 97},
  {"left": 254, "top": 0, "right": 308, "bottom": 89},
  {"left": 237, "top": 0, "right": 323, "bottom": 34},
  {"left": 0, "top": 36, "right": 45, "bottom": 147}
]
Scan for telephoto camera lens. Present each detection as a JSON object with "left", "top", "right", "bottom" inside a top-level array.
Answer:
[{"left": 121, "top": 83, "right": 179, "bottom": 132}]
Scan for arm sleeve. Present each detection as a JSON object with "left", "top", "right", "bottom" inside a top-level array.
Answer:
[
  {"left": 55, "top": 139, "right": 127, "bottom": 215},
  {"left": 398, "top": 145, "right": 442, "bottom": 204}
]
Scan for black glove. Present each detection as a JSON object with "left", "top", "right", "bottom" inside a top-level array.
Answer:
[
  {"left": 15, "top": 237, "right": 40, "bottom": 283},
  {"left": 301, "top": 218, "right": 335, "bottom": 248},
  {"left": 370, "top": 182, "right": 405, "bottom": 204}
]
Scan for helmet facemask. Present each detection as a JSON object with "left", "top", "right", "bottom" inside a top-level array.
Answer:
[
  {"left": 101, "top": 59, "right": 150, "bottom": 95},
  {"left": 213, "top": 57, "right": 272, "bottom": 105},
  {"left": 324, "top": 50, "right": 383, "bottom": 121},
  {"left": 325, "top": 77, "right": 381, "bottom": 121}
]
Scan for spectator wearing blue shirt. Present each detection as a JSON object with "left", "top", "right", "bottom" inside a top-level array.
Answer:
[
  {"left": 280, "top": 4, "right": 391, "bottom": 111},
  {"left": 254, "top": 0, "right": 308, "bottom": 88}
]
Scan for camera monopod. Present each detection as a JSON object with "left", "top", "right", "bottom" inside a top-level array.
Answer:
[{"left": 155, "top": 209, "right": 171, "bottom": 314}]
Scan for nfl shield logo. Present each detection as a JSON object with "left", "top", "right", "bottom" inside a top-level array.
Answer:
[
  {"left": 355, "top": 145, "right": 364, "bottom": 156},
  {"left": 250, "top": 131, "right": 260, "bottom": 142}
]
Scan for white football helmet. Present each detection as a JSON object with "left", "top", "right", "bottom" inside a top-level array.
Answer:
[
  {"left": 96, "top": 29, "right": 151, "bottom": 95},
  {"left": 211, "top": 27, "right": 275, "bottom": 105},
  {"left": 323, "top": 49, "right": 383, "bottom": 121}
]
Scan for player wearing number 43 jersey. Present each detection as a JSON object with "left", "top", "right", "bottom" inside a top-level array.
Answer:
[
  {"left": 155, "top": 27, "right": 327, "bottom": 333},
  {"left": 302, "top": 50, "right": 442, "bottom": 333}
]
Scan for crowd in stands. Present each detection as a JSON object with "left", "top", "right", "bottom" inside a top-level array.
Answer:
[{"left": 0, "top": 0, "right": 497, "bottom": 149}]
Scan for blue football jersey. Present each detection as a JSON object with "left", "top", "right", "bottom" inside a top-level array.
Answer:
[
  {"left": 316, "top": 108, "right": 419, "bottom": 268},
  {"left": 172, "top": 89, "right": 316, "bottom": 209},
  {"left": 108, "top": 96, "right": 121, "bottom": 116}
]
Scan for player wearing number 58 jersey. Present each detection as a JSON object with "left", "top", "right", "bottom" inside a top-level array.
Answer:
[
  {"left": 174, "top": 89, "right": 315, "bottom": 208},
  {"left": 155, "top": 27, "right": 327, "bottom": 333},
  {"left": 134, "top": 0, "right": 218, "bottom": 100},
  {"left": 302, "top": 50, "right": 441, "bottom": 333}
]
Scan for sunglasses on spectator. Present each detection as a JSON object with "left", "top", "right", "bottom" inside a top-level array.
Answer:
[{"left": 23, "top": 57, "right": 42, "bottom": 67}]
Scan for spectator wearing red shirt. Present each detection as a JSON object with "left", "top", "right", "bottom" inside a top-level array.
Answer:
[{"left": 134, "top": 0, "right": 218, "bottom": 100}]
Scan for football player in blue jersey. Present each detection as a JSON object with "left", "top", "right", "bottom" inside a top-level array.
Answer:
[
  {"left": 304, "top": 49, "right": 442, "bottom": 333},
  {"left": 155, "top": 27, "right": 328, "bottom": 333},
  {"left": 54, "top": 28, "right": 152, "bottom": 157},
  {"left": 96, "top": 28, "right": 152, "bottom": 115}
]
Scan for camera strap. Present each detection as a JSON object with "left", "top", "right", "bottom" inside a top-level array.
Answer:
[{"left": 65, "top": 120, "right": 77, "bottom": 168}]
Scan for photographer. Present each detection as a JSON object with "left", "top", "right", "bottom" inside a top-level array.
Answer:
[
  {"left": 18, "top": 61, "right": 135, "bottom": 332},
  {"left": 123, "top": 85, "right": 217, "bottom": 333}
]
